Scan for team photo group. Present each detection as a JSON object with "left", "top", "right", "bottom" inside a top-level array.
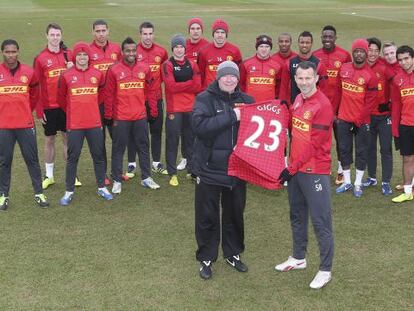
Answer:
[{"left": 1, "top": 16, "right": 414, "bottom": 289}]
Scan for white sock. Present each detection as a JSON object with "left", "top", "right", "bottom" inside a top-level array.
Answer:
[
  {"left": 153, "top": 161, "right": 160, "bottom": 167},
  {"left": 412, "top": 176, "right": 414, "bottom": 186},
  {"left": 128, "top": 162, "right": 136, "bottom": 168},
  {"left": 65, "top": 191, "right": 73, "bottom": 196},
  {"left": 355, "top": 169, "right": 364, "bottom": 186},
  {"left": 343, "top": 169, "right": 351, "bottom": 184},
  {"left": 98, "top": 187, "right": 107, "bottom": 192},
  {"left": 45, "top": 163, "right": 54, "bottom": 178},
  {"left": 404, "top": 185, "right": 413, "bottom": 195},
  {"left": 337, "top": 161, "right": 343, "bottom": 174},
  {"left": 284, "top": 156, "right": 288, "bottom": 168}
]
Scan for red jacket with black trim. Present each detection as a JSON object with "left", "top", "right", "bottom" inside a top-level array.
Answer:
[
  {"left": 161, "top": 58, "right": 201, "bottom": 113},
  {"left": 33, "top": 47, "right": 73, "bottom": 117},
  {"left": 104, "top": 59, "right": 156, "bottom": 121},
  {"left": 337, "top": 62, "right": 378, "bottom": 126},
  {"left": 369, "top": 59, "right": 395, "bottom": 116},
  {"left": 240, "top": 54, "right": 288, "bottom": 103},
  {"left": 391, "top": 70, "right": 414, "bottom": 137},
  {"left": 185, "top": 38, "right": 209, "bottom": 64},
  {"left": 58, "top": 66, "right": 103, "bottom": 130},
  {"left": 289, "top": 89, "right": 333, "bottom": 175},
  {"left": 313, "top": 45, "right": 351, "bottom": 114},
  {"left": 137, "top": 42, "right": 168, "bottom": 101},
  {"left": 0, "top": 62, "right": 39, "bottom": 129},
  {"left": 197, "top": 41, "right": 242, "bottom": 89}
]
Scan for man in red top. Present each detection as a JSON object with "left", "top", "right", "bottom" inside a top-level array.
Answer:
[
  {"left": 162, "top": 34, "right": 201, "bottom": 186},
  {"left": 275, "top": 61, "right": 334, "bottom": 290},
  {"left": 0, "top": 39, "right": 49, "bottom": 210},
  {"left": 126, "top": 21, "right": 169, "bottom": 177},
  {"left": 58, "top": 42, "right": 113, "bottom": 205},
  {"left": 240, "top": 34, "right": 288, "bottom": 102},
  {"left": 391, "top": 45, "right": 414, "bottom": 203},
  {"left": 272, "top": 33, "right": 297, "bottom": 68},
  {"left": 89, "top": 19, "right": 121, "bottom": 185},
  {"left": 335, "top": 39, "right": 378, "bottom": 198},
  {"left": 313, "top": 25, "right": 352, "bottom": 185},
  {"left": 104, "top": 37, "right": 160, "bottom": 194},
  {"left": 34, "top": 23, "right": 76, "bottom": 190},
  {"left": 197, "top": 18, "right": 242, "bottom": 90},
  {"left": 362, "top": 37, "right": 394, "bottom": 195}
]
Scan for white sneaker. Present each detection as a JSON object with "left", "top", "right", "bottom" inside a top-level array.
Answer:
[
  {"left": 309, "top": 270, "right": 332, "bottom": 289},
  {"left": 275, "top": 256, "right": 307, "bottom": 272},
  {"left": 177, "top": 158, "right": 187, "bottom": 171},
  {"left": 112, "top": 181, "right": 122, "bottom": 194},
  {"left": 141, "top": 177, "right": 160, "bottom": 189}
]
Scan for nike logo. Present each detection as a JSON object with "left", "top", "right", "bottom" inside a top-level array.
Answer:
[
  {"left": 227, "top": 259, "right": 236, "bottom": 267},
  {"left": 314, "top": 179, "right": 320, "bottom": 183},
  {"left": 216, "top": 109, "right": 223, "bottom": 113}
]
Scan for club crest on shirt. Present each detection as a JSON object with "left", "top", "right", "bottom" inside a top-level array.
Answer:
[
  {"left": 269, "top": 69, "right": 276, "bottom": 76},
  {"left": 20, "top": 75, "right": 28, "bottom": 83},
  {"left": 138, "top": 72, "right": 145, "bottom": 79},
  {"left": 303, "top": 111, "right": 312, "bottom": 120},
  {"left": 334, "top": 61, "right": 342, "bottom": 68},
  {"left": 226, "top": 55, "right": 233, "bottom": 61},
  {"left": 111, "top": 53, "right": 118, "bottom": 60},
  {"left": 357, "top": 77, "right": 365, "bottom": 85},
  {"left": 90, "top": 76, "right": 97, "bottom": 84},
  {"left": 168, "top": 114, "right": 175, "bottom": 120},
  {"left": 154, "top": 56, "right": 161, "bottom": 63}
]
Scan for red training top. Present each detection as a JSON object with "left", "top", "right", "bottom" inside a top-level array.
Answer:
[
  {"left": 391, "top": 70, "right": 414, "bottom": 137},
  {"left": 185, "top": 38, "right": 209, "bottom": 64}
]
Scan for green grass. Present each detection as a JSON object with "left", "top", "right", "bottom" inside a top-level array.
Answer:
[{"left": 1, "top": 0, "right": 414, "bottom": 310}]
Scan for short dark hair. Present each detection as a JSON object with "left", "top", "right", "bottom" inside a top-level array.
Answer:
[
  {"left": 367, "top": 37, "right": 382, "bottom": 50},
  {"left": 1, "top": 39, "right": 19, "bottom": 51},
  {"left": 122, "top": 37, "right": 136, "bottom": 50},
  {"left": 139, "top": 21, "right": 154, "bottom": 33},
  {"left": 93, "top": 19, "right": 108, "bottom": 30},
  {"left": 396, "top": 45, "right": 414, "bottom": 58},
  {"left": 322, "top": 25, "right": 336, "bottom": 35},
  {"left": 298, "top": 31, "right": 313, "bottom": 42},
  {"left": 296, "top": 61, "right": 317, "bottom": 73},
  {"left": 46, "top": 23, "right": 62, "bottom": 34},
  {"left": 278, "top": 32, "right": 292, "bottom": 42}
]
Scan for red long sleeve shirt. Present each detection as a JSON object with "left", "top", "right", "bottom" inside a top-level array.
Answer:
[
  {"left": 33, "top": 47, "right": 73, "bottom": 117},
  {"left": 239, "top": 55, "right": 288, "bottom": 102},
  {"left": 289, "top": 89, "right": 333, "bottom": 175},
  {"left": 58, "top": 66, "right": 103, "bottom": 130},
  {"left": 369, "top": 59, "right": 395, "bottom": 116},
  {"left": 337, "top": 62, "right": 378, "bottom": 126},
  {"left": 313, "top": 45, "right": 352, "bottom": 114},
  {"left": 137, "top": 43, "right": 168, "bottom": 101},
  {"left": 0, "top": 63, "right": 39, "bottom": 129},
  {"left": 104, "top": 59, "right": 156, "bottom": 121},
  {"left": 271, "top": 51, "right": 297, "bottom": 69},
  {"left": 185, "top": 38, "right": 209, "bottom": 64},
  {"left": 391, "top": 70, "right": 414, "bottom": 137},
  {"left": 197, "top": 41, "right": 242, "bottom": 89},
  {"left": 161, "top": 58, "right": 201, "bottom": 113}
]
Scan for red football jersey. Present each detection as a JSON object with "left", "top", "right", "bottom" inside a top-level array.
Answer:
[{"left": 228, "top": 100, "right": 289, "bottom": 189}]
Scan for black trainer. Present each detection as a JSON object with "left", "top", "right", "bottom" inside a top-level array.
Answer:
[
  {"left": 226, "top": 255, "right": 248, "bottom": 272},
  {"left": 199, "top": 260, "right": 212, "bottom": 280}
]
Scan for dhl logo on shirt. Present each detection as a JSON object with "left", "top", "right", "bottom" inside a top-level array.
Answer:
[
  {"left": 48, "top": 68, "right": 66, "bottom": 78},
  {"left": 327, "top": 70, "right": 338, "bottom": 78},
  {"left": 400, "top": 88, "right": 414, "bottom": 97},
  {"left": 249, "top": 77, "right": 274, "bottom": 85},
  {"left": 208, "top": 65, "right": 218, "bottom": 72},
  {"left": 342, "top": 82, "right": 364, "bottom": 93},
  {"left": 0, "top": 85, "right": 28, "bottom": 94},
  {"left": 149, "top": 65, "right": 160, "bottom": 72},
  {"left": 71, "top": 87, "right": 98, "bottom": 95},
  {"left": 292, "top": 117, "right": 310, "bottom": 131},
  {"left": 119, "top": 82, "right": 144, "bottom": 89},
  {"left": 93, "top": 63, "right": 113, "bottom": 72}
]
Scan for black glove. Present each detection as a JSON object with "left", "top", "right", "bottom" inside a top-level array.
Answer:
[
  {"left": 146, "top": 103, "right": 157, "bottom": 124},
  {"left": 378, "top": 101, "right": 390, "bottom": 113},
  {"left": 394, "top": 137, "right": 400, "bottom": 151},
  {"left": 278, "top": 168, "right": 294, "bottom": 184},
  {"left": 349, "top": 123, "right": 359, "bottom": 134},
  {"left": 103, "top": 118, "right": 113, "bottom": 127}
]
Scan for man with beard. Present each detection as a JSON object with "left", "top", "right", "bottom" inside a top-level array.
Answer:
[{"left": 335, "top": 39, "right": 378, "bottom": 198}]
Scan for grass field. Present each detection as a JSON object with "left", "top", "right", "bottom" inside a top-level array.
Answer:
[{"left": 1, "top": 0, "right": 414, "bottom": 310}]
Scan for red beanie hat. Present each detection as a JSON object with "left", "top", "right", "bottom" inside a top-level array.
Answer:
[
  {"left": 73, "top": 41, "right": 91, "bottom": 59},
  {"left": 211, "top": 19, "right": 229, "bottom": 35},
  {"left": 188, "top": 17, "right": 203, "bottom": 31},
  {"left": 352, "top": 38, "right": 368, "bottom": 54}
]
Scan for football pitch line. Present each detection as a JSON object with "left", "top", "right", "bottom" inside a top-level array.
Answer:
[{"left": 341, "top": 12, "right": 414, "bottom": 25}]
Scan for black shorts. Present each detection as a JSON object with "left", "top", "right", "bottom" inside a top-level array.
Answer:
[
  {"left": 42, "top": 108, "right": 66, "bottom": 136},
  {"left": 399, "top": 124, "right": 414, "bottom": 156}
]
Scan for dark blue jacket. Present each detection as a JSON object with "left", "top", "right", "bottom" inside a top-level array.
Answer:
[{"left": 192, "top": 80, "right": 254, "bottom": 187}]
